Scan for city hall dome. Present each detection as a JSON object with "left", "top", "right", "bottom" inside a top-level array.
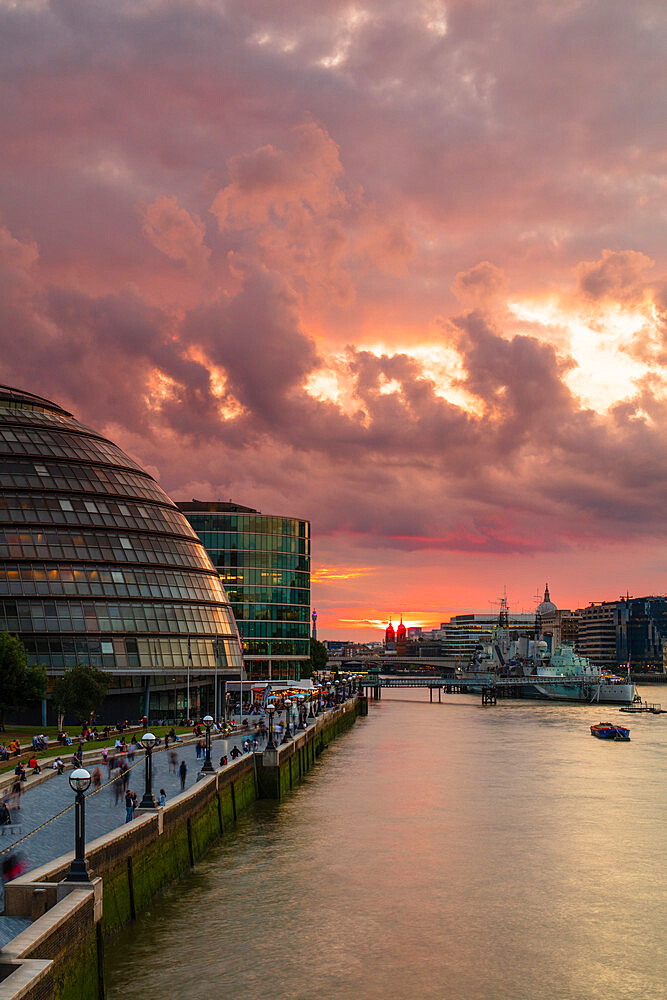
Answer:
[{"left": 0, "top": 386, "right": 242, "bottom": 713}]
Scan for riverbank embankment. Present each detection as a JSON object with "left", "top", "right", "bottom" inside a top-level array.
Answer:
[{"left": 0, "top": 697, "right": 364, "bottom": 1000}]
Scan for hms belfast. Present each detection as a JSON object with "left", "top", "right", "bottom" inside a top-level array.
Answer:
[{"left": 469, "top": 589, "right": 635, "bottom": 705}]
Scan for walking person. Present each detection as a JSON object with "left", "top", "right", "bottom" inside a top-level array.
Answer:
[
  {"left": 113, "top": 772, "right": 123, "bottom": 805},
  {"left": 10, "top": 781, "right": 22, "bottom": 809},
  {"left": 178, "top": 759, "right": 187, "bottom": 790}
]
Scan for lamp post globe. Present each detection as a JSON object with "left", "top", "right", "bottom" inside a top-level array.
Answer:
[
  {"left": 282, "top": 699, "right": 292, "bottom": 743},
  {"left": 69, "top": 768, "right": 92, "bottom": 794},
  {"left": 139, "top": 732, "right": 158, "bottom": 809},
  {"left": 65, "top": 769, "right": 92, "bottom": 883},
  {"left": 202, "top": 714, "right": 214, "bottom": 773},
  {"left": 266, "top": 703, "right": 276, "bottom": 750}
]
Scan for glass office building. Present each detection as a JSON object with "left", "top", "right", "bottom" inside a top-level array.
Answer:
[
  {"left": 0, "top": 386, "right": 243, "bottom": 720},
  {"left": 177, "top": 501, "right": 310, "bottom": 681}
]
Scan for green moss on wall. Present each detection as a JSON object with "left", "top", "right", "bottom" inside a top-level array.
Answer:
[{"left": 51, "top": 934, "right": 99, "bottom": 1000}]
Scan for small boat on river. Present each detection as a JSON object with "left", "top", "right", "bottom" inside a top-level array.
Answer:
[{"left": 590, "top": 722, "right": 630, "bottom": 741}]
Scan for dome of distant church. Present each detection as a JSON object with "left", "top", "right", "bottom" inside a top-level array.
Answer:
[
  {"left": 396, "top": 617, "right": 406, "bottom": 639},
  {"left": 536, "top": 584, "right": 558, "bottom": 616},
  {"left": 385, "top": 620, "right": 395, "bottom": 642},
  {"left": 0, "top": 385, "right": 242, "bottom": 675}
]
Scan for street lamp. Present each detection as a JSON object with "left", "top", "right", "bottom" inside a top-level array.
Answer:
[
  {"left": 266, "top": 703, "right": 276, "bottom": 750},
  {"left": 65, "top": 768, "right": 92, "bottom": 883},
  {"left": 334, "top": 680, "right": 340, "bottom": 704},
  {"left": 201, "top": 714, "right": 214, "bottom": 772},
  {"left": 298, "top": 694, "right": 306, "bottom": 728},
  {"left": 308, "top": 690, "right": 315, "bottom": 720},
  {"left": 282, "top": 699, "right": 292, "bottom": 743},
  {"left": 139, "top": 732, "right": 157, "bottom": 809},
  {"left": 213, "top": 637, "right": 219, "bottom": 723}
]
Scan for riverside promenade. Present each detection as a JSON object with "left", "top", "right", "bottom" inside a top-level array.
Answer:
[
  {"left": 0, "top": 728, "right": 259, "bottom": 920},
  {"left": 0, "top": 696, "right": 363, "bottom": 1000}
]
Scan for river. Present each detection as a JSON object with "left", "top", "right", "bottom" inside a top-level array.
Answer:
[{"left": 106, "top": 688, "right": 666, "bottom": 1000}]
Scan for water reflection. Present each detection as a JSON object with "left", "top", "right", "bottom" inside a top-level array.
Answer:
[{"left": 106, "top": 689, "right": 666, "bottom": 1000}]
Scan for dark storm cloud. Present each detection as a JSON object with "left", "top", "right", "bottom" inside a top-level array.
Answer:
[{"left": 0, "top": 0, "right": 665, "bottom": 561}]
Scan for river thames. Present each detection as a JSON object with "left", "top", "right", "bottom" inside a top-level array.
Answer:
[{"left": 106, "top": 689, "right": 666, "bottom": 1000}]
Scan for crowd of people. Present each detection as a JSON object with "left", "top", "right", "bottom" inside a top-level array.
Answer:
[{"left": 0, "top": 695, "right": 337, "bottom": 869}]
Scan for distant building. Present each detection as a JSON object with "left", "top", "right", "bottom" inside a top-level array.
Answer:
[
  {"left": 624, "top": 596, "right": 667, "bottom": 671},
  {"left": 323, "top": 640, "right": 378, "bottom": 659},
  {"left": 536, "top": 583, "right": 557, "bottom": 618},
  {"left": 178, "top": 500, "right": 310, "bottom": 681},
  {"left": 437, "top": 612, "right": 535, "bottom": 664},
  {"left": 575, "top": 601, "right": 628, "bottom": 669},
  {"left": 541, "top": 594, "right": 667, "bottom": 672},
  {"left": 396, "top": 617, "right": 407, "bottom": 655},
  {"left": 535, "top": 586, "right": 579, "bottom": 653}
]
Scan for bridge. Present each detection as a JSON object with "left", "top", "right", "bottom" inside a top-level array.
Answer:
[{"left": 358, "top": 672, "right": 607, "bottom": 704}]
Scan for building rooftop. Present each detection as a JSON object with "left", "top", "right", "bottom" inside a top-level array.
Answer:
[
  {"left": 177, "top": 499, "right": 259, "bottom": 514},
  {"left": 0, "top": 385, "right": 73, "bottom": 418}
]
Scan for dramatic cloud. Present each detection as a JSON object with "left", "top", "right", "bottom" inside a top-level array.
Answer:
[
  {"left": 0, "top": 0, "right": 665, "bottom": 635},
  {"left": 141, "top": 197, "right": 211, "bottom": 272}
]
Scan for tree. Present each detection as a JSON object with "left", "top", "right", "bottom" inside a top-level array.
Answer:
[
  {"left": 52, "top": 675, "right": 70, "bottom": 732},
  {"left": 52, "top": 664, "right": 110, "bottom": 729},
  {"left": 0, "top": 632, "right": 47, "bottom": 725},
  {"left": 307, "top": 637, "right": 328, "bottom": 677}
]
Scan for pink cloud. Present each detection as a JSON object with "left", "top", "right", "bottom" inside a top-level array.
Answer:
[
  {"left": 0, "top": 0, "right": 665, "bottom": 619},
  {"left": 141, "top": 196, "right": 211, "bottom": 271}
]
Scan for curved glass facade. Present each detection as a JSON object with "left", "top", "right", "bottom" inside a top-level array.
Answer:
[
  {"left": 178, "top": 502, "right": 310, "bottom": 680},
  {"left": 0, "top": 387, "right": 243, "bottom": 688}
]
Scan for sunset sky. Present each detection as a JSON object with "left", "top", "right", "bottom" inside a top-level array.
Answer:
[{"left": 1, "top": 0, "right": 665, "bottom": 639}]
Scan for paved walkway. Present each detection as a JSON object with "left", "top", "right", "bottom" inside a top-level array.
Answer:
[
  {"left": 0, "top": 730, "right": 265, "bottom": 905},
  {"left": 0, "top": 703, "right": 344, "bottom": 946}
]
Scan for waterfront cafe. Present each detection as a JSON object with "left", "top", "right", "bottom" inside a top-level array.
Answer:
[{"left": 226, "top": 679, "right": 316, "bottom": 714}]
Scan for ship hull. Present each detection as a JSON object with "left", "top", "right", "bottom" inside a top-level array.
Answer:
[{"left": 528, "top": 680, "right": 635, "bottom": 704}]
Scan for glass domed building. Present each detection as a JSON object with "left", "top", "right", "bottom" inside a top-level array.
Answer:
[{"left": 0, "top": 386, "right": 243, "bottom": 721}]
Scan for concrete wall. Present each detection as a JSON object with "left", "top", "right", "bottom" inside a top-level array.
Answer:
[{"left": 0, "top": 698, "right": 364, "bottom": 1000}]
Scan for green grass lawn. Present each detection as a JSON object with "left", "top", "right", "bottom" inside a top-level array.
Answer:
[{"left": 0, "top": 724, "right": 192, "bottom": 775}]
